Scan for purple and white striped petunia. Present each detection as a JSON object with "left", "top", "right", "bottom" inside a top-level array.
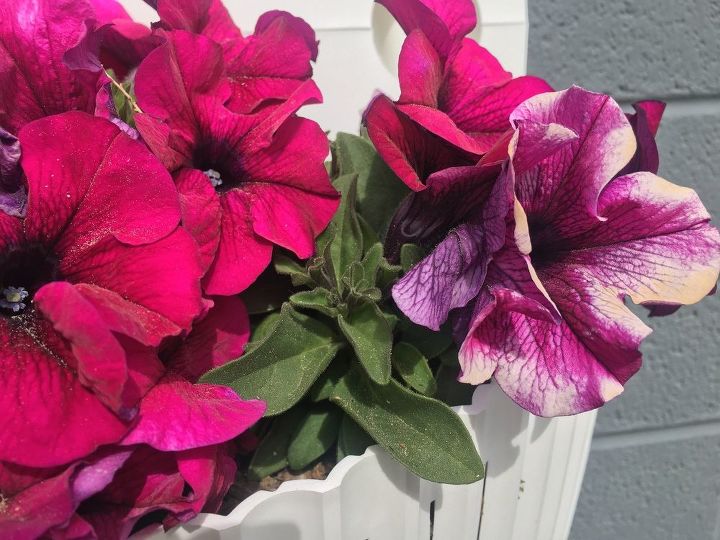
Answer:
[{"left": 454, "top": 86, "right": 720, "bottom": 416}]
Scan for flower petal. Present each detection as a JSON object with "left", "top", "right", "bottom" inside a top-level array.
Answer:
[
  {"left": 203, "top": 189, "right": 274, "bottom": 295},
  {"left": 0, "top": 317, "right": 129, "bottom": 467},
  {"left": 618, "top": 100, "right": 666, "bottom": 176},
  {"left": 20, "top": 112, "right": 182, "bottom": 250},
  {"left": 559, "top": 172, "right": 720, "bottom": 308},
  {"left": 176, "top": 169, "right": 222, "bottom": 274},
  {"left": 398, "top": 30, "right": 443, "bottom": 107},
  {"left": 170, "top": 295, "right": 250, "bottom": 381},
  {"left": 364, "top": 95, "right": 477, "bottom": 190},
  {"left": 376, "top": 0, "right": 476, "bottom": 57},
  {"left": 225, "top": 10, "right": 318, "bottom": 113},
  {"left": 122, "top": 374, "right": 266, "bottom": 451},
  {"left": 60, "top": 230, "right": 204, "bottom": 332},
  {"left": 0, "top": 449, "right": 131, "bottom": 539},
  {"left": 0, "top": 0, "right": 98, "bottom": 133},
  {"left": 509, "top": 86, "right": 636, "bottom": 241}
]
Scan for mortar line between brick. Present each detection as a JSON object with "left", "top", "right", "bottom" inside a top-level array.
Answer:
[
  {"left": 619, "top": 95, "right": 720, "bottom": 117},
  {"left": 590, "top": 418, "right": 720, "bottom": 451}
]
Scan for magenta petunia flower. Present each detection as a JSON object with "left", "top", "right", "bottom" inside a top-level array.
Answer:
[
  {"left": 0, "top": 296, "right": 265, "bottom": 539},
  {"left": 364, "top": 0, "right": 552, "bottom": 191},
  {"left": 147, "top": 0, "right": 319, "bottom": 114},
  {"left": 455, "top": 87, "right": 720, "bottom": 416},
  {"left": 390, "top": 120, "right": 576, "bottom": 329},
  {"left": 134, "top": 30, "right": 338, "bottom": 295},
  {"left": 0, "top": 112, "right": 205, "bottom": 469}
]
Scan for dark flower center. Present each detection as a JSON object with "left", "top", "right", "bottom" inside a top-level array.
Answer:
[
  {"left": 527, "top": 216, "right": 566, "bottom": 268},
  {"left": 0, "top": 245, "right": 59, "bottom": 317},
  {"left": 193, "top": 140, "right": 245, "bottom": 193}
]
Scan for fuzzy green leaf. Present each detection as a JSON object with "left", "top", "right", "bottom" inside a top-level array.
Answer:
[
  {"left": 400, "top": 243, "right": 425, "bottom": 272},
  {"left": 248, "top": 407, "right": 306, "bottom": 480},
  {"left": 331, "top": 369, "right": 484, "bottom": 484},
  {"left": 329, "top": 175, "right": 363, "bottom": 290},
  {"left": 392, "top": 342, "right": 437, "bottom": 396},
  {"left": 274, "top": 252, "right": 313, "bottom": 287},
  {"left": 290, "top": 288, "right": 337, "bottom": 317},
  {"left": 337, "top": 301, "right": 392, "bottom": 385},
  {"left": 357, "top": 214, "right": 379, "bottom": 253},
  {"left": 337, "top": 414, "right": 375, "bottom": 461},
  {"left": 400, "top": 320, "right": 453, "bottom": 359},
  {"left": 287, "top": 405, "right": 342, "bottom": 470},
  {"left": 201, "top": 304, "right": 343, "bottom": 415},
  {"left": 360, "top": 242, "right": 384, "bottom": 286},
  {"left": 334, "top": 133, "right": 410, "bottom": 234}
]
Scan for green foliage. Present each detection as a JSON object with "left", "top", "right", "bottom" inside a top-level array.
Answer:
[
  {"left": 287, "top": 404, "right": 342, "bottom": 470},
  {"left": 219, "top": 132, "right": 485, "bottom": 486},
  {"left": 333, "top": 132, "right": 410, "bottom": 235},
  {"left": 338, "top": 301, "right": 392, "bottom": 385},
  {"left": 200, "top": 304, "right": 343, "bottom": 415},
  {"left": 336, "top": 415, "right": 375, "bottom": 461},
  {"left": 392, "top": 342, "right": 437, "bottom": 396},
  {"left": 248, "top": 407, "right": 306, "bottom": 480},
  {"left": 331, "top": 369, "right": 484, "bottom": 484}
]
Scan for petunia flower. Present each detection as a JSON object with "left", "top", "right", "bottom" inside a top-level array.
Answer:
[
  {"left": 364, "top": 0, "right": 552, "bottom": 191},
  {"left": 134, "top": 30, "right": 338, "bottom": 295},
  {"left": 146, "top": 0, "right": 319, "bottom": 113},
  {"left": 390, "top": 120, "right": 576, "bottom": 329},
  {"left": 0, "top": 112, "right": 205, "bottom": 469},
  {"left": 455, "top": 87, "right": 720, "bottom": 416},
  {"left": 1, "top": 296, "right": 265, "bottom": 539}
]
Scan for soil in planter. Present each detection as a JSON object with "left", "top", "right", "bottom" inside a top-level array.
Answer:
[{"left": 220, "top": 460, "right": 335, "bottom": 515}]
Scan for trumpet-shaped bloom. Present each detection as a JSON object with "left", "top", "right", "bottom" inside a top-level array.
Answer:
[
  {"left": 365, "top": 0, "right": 552, "bottom": 190},
  {"left": 149, "top": 0, "right": 319, "bottom": 113},
  {"left": 0, "top": 112, "right": 205, "bottom": 469},
  {"left": 455, "top": 87, "right": 720, "bottom": 416},
  {"left": 0, "top": 296, "right": 265, "bottom": 539},
  {"left": 134, "top": 31, "right": 338, "bottom": 295}
]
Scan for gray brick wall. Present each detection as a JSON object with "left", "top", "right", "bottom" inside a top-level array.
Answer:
[{"left": 527, "top": 1, "right": 720, "bottom": 539}]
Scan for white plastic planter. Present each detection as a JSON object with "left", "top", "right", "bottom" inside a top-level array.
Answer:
[
  {"left": 119, "top": 1, "right": 597, "bottom": 538},
  {"left": 134, "top": 384, "right": 596, "bottom": 540}
]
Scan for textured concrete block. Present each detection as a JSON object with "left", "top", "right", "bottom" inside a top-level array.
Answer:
[
  {"left": 595, "top": 105, "right": 720, "bottom": 434},
  {"left": 527, "top": 0, "right": 720, "bottom": 100},
  {"left": 570, "top": 435, "right": 720, "bottom": 540}
]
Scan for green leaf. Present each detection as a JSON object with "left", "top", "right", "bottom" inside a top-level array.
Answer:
[
  {"left": 287, "top": 404, "right": 342, "bottom": 470},
  {"left": 438, "top": 346, "right": 460, "bottom": 367},
  {"left": 400, "top": 320, "right": 453, "bottom": 359},
  {"left": 290, "top": 288, "right": 337, "bottom": 317},
  {"left": 274, "top": 252, "right": 313, "bottom": 287},
  {"left": 360, "top": 243, "right": 384, "bottom": 286},
  {"left": 435, "top": 365, "right": 476, "bottom": 407},
  {"left": 201, "top": 304, "right": 343, "bottom": 415},
  {"left": 400, "top": 243, "right": 425, "bottom": 272},
  {"left": 337, "top": 301, "right": 392, "bottom": 385},
  {"left": 333, "top": 133, "right": 410, "bottom": 234},
  {"left": 331, "top": 369, "right": 484, "bottom": 484},
  {"left": 329, "top": 174, "right": 363, "bottom": 290},
  {"left": 357, "top": 214, "right": 379, "bottom": 253},
  {"left": 245, "top": 311, "right": 282, "bottom": 354},
  {"left": 392, "top": 342, "right": 437, "bottom": 396},
  {"left": 309, "top": 352, "right": 351, "bottom": 402},
  {"left": 248, "top": 407, "right": 306, "bottom": 480},
  {"left": 337, "top": 414, "right": 375, "bottom": 461}
]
